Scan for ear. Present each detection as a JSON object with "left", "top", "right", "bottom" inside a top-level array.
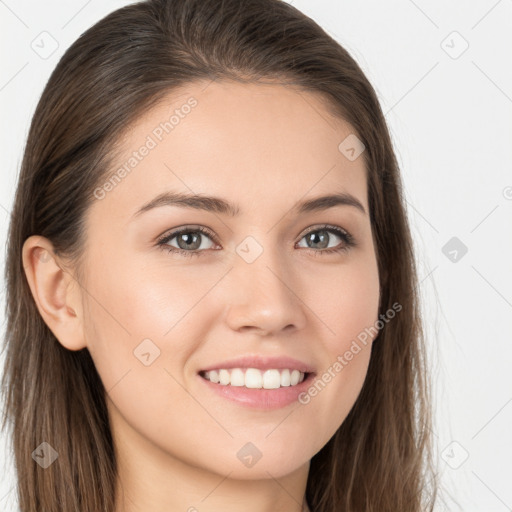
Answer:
[{"left": 22, "top": 235, "right": 86, "bottom": 351}]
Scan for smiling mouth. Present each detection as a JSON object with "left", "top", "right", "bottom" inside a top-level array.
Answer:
[{"left": 198, "top": 368, "right": 312, "bottom": 389}]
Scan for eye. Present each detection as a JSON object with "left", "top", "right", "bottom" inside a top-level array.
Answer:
[
  {"left": 296, "top": 224, "right": 355, "bottom": 255},
  {"left": 157, "top": 225, "right": 219, "bottom": 258}
]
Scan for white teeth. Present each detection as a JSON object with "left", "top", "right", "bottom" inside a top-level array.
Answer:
[
  {"left": 245, "top": 368, "right": 263, "bottom": 388},
  {"left": 290, "top": 369, "right": 300, "bottom": 385},
  {"left": 219, "top": 369, "right": 230, "bottom": 385},
  {"left": 230, "top": 368, "right": 245, "bottom": 386},
  {"left": 280, "top": 369, "right": 291, "bottom": 386},
  {"left": 202, "top": 368, "right": 307, "bottom": 389},
  {"left": 263, "top": 369, "right": 281, "bottom": 389},
  {"left": 208, "top": 370, "right": 219, "bottom": 383}
]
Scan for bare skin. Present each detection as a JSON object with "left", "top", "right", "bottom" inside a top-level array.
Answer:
[{"left": 22, "top": 79, "right": 380, "bottom": 512}]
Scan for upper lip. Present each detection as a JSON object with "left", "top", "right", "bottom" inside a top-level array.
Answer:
[{"left": 199, "top": 355, "right": 316, "bottom": 374}]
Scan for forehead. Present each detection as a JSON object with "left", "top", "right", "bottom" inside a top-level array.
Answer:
[{"left": 91, "top": 79, "right": 368, "bottom": 222}]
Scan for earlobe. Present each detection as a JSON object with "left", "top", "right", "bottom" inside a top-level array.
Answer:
[{"left": 22, "top": 235, "right": 86, "bottom": 351}]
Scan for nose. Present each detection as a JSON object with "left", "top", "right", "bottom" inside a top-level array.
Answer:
[{"left": 224, "top": 242, "right": 308, "bottom": 336}]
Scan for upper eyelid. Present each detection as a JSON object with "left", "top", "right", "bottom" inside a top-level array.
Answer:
[
  {"left": 157, "top": 225, "right": 218, "bottom": 245},
  {"left": 301, "top": 224, "right": 349, "bottom": 236}
]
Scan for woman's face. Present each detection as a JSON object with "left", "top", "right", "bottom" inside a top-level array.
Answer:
[{"left": 80, "top": 80, "right": 380, "bottom": 481}]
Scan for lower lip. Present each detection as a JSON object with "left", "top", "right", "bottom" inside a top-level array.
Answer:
[{"left": 197, "top": 372, "right": 315, "bottom": 410}]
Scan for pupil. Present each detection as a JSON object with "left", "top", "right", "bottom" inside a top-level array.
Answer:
[
  {"left": 179, "top": 233, "right": 200, "bottom": 250},
  {"left": 309, "top": 231, "right": 328, "bottom": 249}
]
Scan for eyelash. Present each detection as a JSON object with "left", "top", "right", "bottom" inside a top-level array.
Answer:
[{"left": 156, "top": 224, "right": 356, "bottom": 258}]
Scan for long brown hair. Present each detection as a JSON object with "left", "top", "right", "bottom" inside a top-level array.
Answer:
[{"left": 1, "top": 0, "right": 439, "bottom": 510}]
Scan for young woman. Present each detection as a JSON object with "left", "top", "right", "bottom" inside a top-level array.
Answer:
[{"left": 1, "top": 0, "right": 438, "bottom": 510}]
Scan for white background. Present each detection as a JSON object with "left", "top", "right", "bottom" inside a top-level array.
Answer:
[{"left": 1, "top": 1, "right": 511, "bottom": 510}]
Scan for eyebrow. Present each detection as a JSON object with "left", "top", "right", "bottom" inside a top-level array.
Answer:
[{"left": 132, "top": 190, "right": 366, "bottom": 219}]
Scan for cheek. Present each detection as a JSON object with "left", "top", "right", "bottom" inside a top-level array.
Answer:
[
  {"left": 81, "top": 249, "right": 224, "bottom": 384},
  {"left": 297, "top": 255, "right": 379, "bottom": 436},
  {"left": 80, "top": 252, "right": 215, "bottom": 459},
  {"left": 308, "top": 252, "right": 380, "bottom": 349}
]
